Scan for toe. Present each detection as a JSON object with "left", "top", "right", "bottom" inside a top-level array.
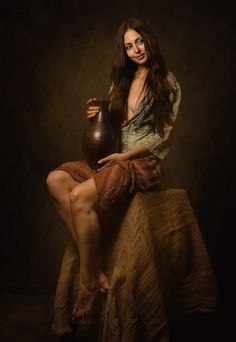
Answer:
[{"left": 101, "top": 281, "right": 110, "bottom": 291}]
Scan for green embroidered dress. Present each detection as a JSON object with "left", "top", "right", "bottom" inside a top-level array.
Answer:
[{"left": 121, "top": 71, "right": 181, "bottom": 160}]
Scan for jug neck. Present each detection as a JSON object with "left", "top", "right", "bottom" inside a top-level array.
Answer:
[{"left": 94, "top": 100, "right": 110, "bottom": 121}]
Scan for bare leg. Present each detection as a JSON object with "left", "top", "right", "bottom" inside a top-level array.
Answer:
[
  {"left": 47, "top": 170, "right": 79, "bottom": 240},
  {"left": 47, "top": 171, "right": 109, "bottom": 317},
  {"left": 69, "top": 178, "right": 105, "bottom": 318}
]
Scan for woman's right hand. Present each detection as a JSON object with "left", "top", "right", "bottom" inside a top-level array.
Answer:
[{"left": 86, "top": 98, "right": 100, "bottom": 119}]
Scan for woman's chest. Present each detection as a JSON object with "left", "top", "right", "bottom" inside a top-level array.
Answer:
[{"left": 126, "top": 80, "right": 146, "bottom": 120}]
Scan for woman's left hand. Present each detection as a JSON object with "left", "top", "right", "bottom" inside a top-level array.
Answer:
[{"left": 97, "top": 153, "right": 128, "bottom": 168}]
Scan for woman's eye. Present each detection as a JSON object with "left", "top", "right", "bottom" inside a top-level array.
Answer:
[
  {"left": 125, "top": 45, "right": 132, "bottom": 50},
  {"left": 137, "top": 38, "right": 144, "bottom": 45}
]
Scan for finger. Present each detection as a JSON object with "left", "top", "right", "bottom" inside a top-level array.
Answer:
[
  {"left": 87, "top": 108, "right": 100, "bottom": 117},
  {"left": 87, "top": 109, "right": 100, "bottom": 117},
  {"left": 87, "top": 98, "right": 93, "bottom": 105},
  {"left": 87, "top": 106, "right": 100, "bottom": 111},
  {"left": 96, "top": 164, "right": 107, "bottom": 172},
  {"left": 87, "top": 113, "right": 97, "bottom": 119},
  {"left": 86, "top": 98, "right": 97, "bottom": 105},
  {"left": 98, "top": 153, "right": 115, "bottom": 164},
  {"left": 87, "top": 97, "right": 97, "bottom": 102},
  {"left": 98, "top": 159, "right": 109, "bottom": 165}
]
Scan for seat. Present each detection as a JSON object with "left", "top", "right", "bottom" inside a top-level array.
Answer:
[{"left": 52, "top": 189, "right": 218, "bottom": 341}]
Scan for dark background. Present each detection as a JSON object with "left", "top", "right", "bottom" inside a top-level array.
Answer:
[{"left": 1, "top": 0, "right": 235, "bottom": 337}]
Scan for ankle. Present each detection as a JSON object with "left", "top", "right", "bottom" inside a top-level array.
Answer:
[{"left": 80, "top": 278, "right": 99, "bottom": 292}]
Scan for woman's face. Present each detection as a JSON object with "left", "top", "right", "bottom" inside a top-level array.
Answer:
[{"left": 124, "top": 29, "right": 148, "bottom": 65}]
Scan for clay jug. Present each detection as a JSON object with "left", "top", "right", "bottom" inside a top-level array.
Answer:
[{"left": 82, "top": 99, "right": 119, "bottom": 170}]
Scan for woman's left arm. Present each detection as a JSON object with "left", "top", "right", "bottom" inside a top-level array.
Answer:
[
  {"left": 98, "top": 144, "right": 151, "bottom": 165},
  {"left": 143, "top": 72, "right": 182, "bottom": 155}
]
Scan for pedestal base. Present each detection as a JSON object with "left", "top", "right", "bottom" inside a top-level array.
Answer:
[{"left": 52, "top": 189, "right": 218, "bottom": 341}]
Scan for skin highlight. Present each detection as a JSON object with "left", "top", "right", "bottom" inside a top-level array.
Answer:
[{"left": 47, "top": 18, "right": 173, "bottom": 320}]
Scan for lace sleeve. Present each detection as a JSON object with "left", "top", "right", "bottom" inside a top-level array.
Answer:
[{"left": 145, "top": 72, "right": 182, "bottom": 154}]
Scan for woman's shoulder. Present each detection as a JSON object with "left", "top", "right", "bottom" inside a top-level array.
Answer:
[
  {"left": 166, "top": 70, "right": 181, "bottom": 106},
  {"left": 166, "top": 70, "right": 180, "bottom": 90}
]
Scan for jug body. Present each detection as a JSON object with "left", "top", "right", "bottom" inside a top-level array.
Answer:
[{"left": 82, "top": 100, "right": 119, "bottom": 169}]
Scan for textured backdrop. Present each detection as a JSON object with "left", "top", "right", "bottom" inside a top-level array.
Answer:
[{"left": 1, "top": 1, "right": 234, "bottom": 326}]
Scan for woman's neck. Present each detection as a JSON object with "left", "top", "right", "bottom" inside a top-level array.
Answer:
[{"left": 135, "top": 66, "right": 148, "bottom": 80}]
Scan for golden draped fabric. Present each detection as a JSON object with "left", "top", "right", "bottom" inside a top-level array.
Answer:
[{"left": 52, "top": 189, "right": 218, "bottom": 341}]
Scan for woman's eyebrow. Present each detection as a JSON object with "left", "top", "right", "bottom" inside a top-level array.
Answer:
[{"left": 124, "top": 36, "right": 142, "bottom": 46}]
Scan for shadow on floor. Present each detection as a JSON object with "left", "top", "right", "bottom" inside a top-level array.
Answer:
[
  {"left": 0, "top": 294, "right": 233, "bottom": 341},
  {"left": 0, "top": 294, "right": 59, "bottom": 342}
]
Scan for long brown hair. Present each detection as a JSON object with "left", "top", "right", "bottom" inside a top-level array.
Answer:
[{"left": 109, "top": 18, "right": 176, "bottom": 136}]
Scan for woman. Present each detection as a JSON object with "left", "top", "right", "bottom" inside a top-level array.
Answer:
[{"left": 46, "top": 18, "right": 181, "bottom": 320}]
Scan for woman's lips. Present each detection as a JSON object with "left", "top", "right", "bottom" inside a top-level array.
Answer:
[{"left": 136, "top": 54, "right": 145, "bottom": 60}]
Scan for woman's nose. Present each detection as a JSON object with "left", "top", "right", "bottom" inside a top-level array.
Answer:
[{"left": 133, "top": 44, "right": 140, "bottom": 53}]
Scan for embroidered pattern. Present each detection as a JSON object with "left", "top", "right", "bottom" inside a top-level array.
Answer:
[{"left": 121, "top": 71, "right": 181, "bottom": 159}]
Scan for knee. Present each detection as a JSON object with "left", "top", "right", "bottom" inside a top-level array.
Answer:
[
  {"left": 70, "top": 186, "right": 89, "bottom": 213},
  {"left": 46, "top": 170, "right": 69, "bottom": 195}
]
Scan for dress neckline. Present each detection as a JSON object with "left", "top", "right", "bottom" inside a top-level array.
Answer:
[{"left": 122, "top": 89, "right": 150, "bottom": 127}]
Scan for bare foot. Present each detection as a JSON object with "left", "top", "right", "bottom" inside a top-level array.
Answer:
[
  {"left": 72, "top": 282, "right": 99, "bottom": 319},
  {"left": 99, "top": 271, "right": 110, "bottom": 293}
]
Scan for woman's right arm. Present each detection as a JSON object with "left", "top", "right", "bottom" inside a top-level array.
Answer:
[
  {"left": 86, "top": 98, "right": 100, "bottom": 119},
  {"left": 87, "top": 84, "right": 113, "bottom": 119}
]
